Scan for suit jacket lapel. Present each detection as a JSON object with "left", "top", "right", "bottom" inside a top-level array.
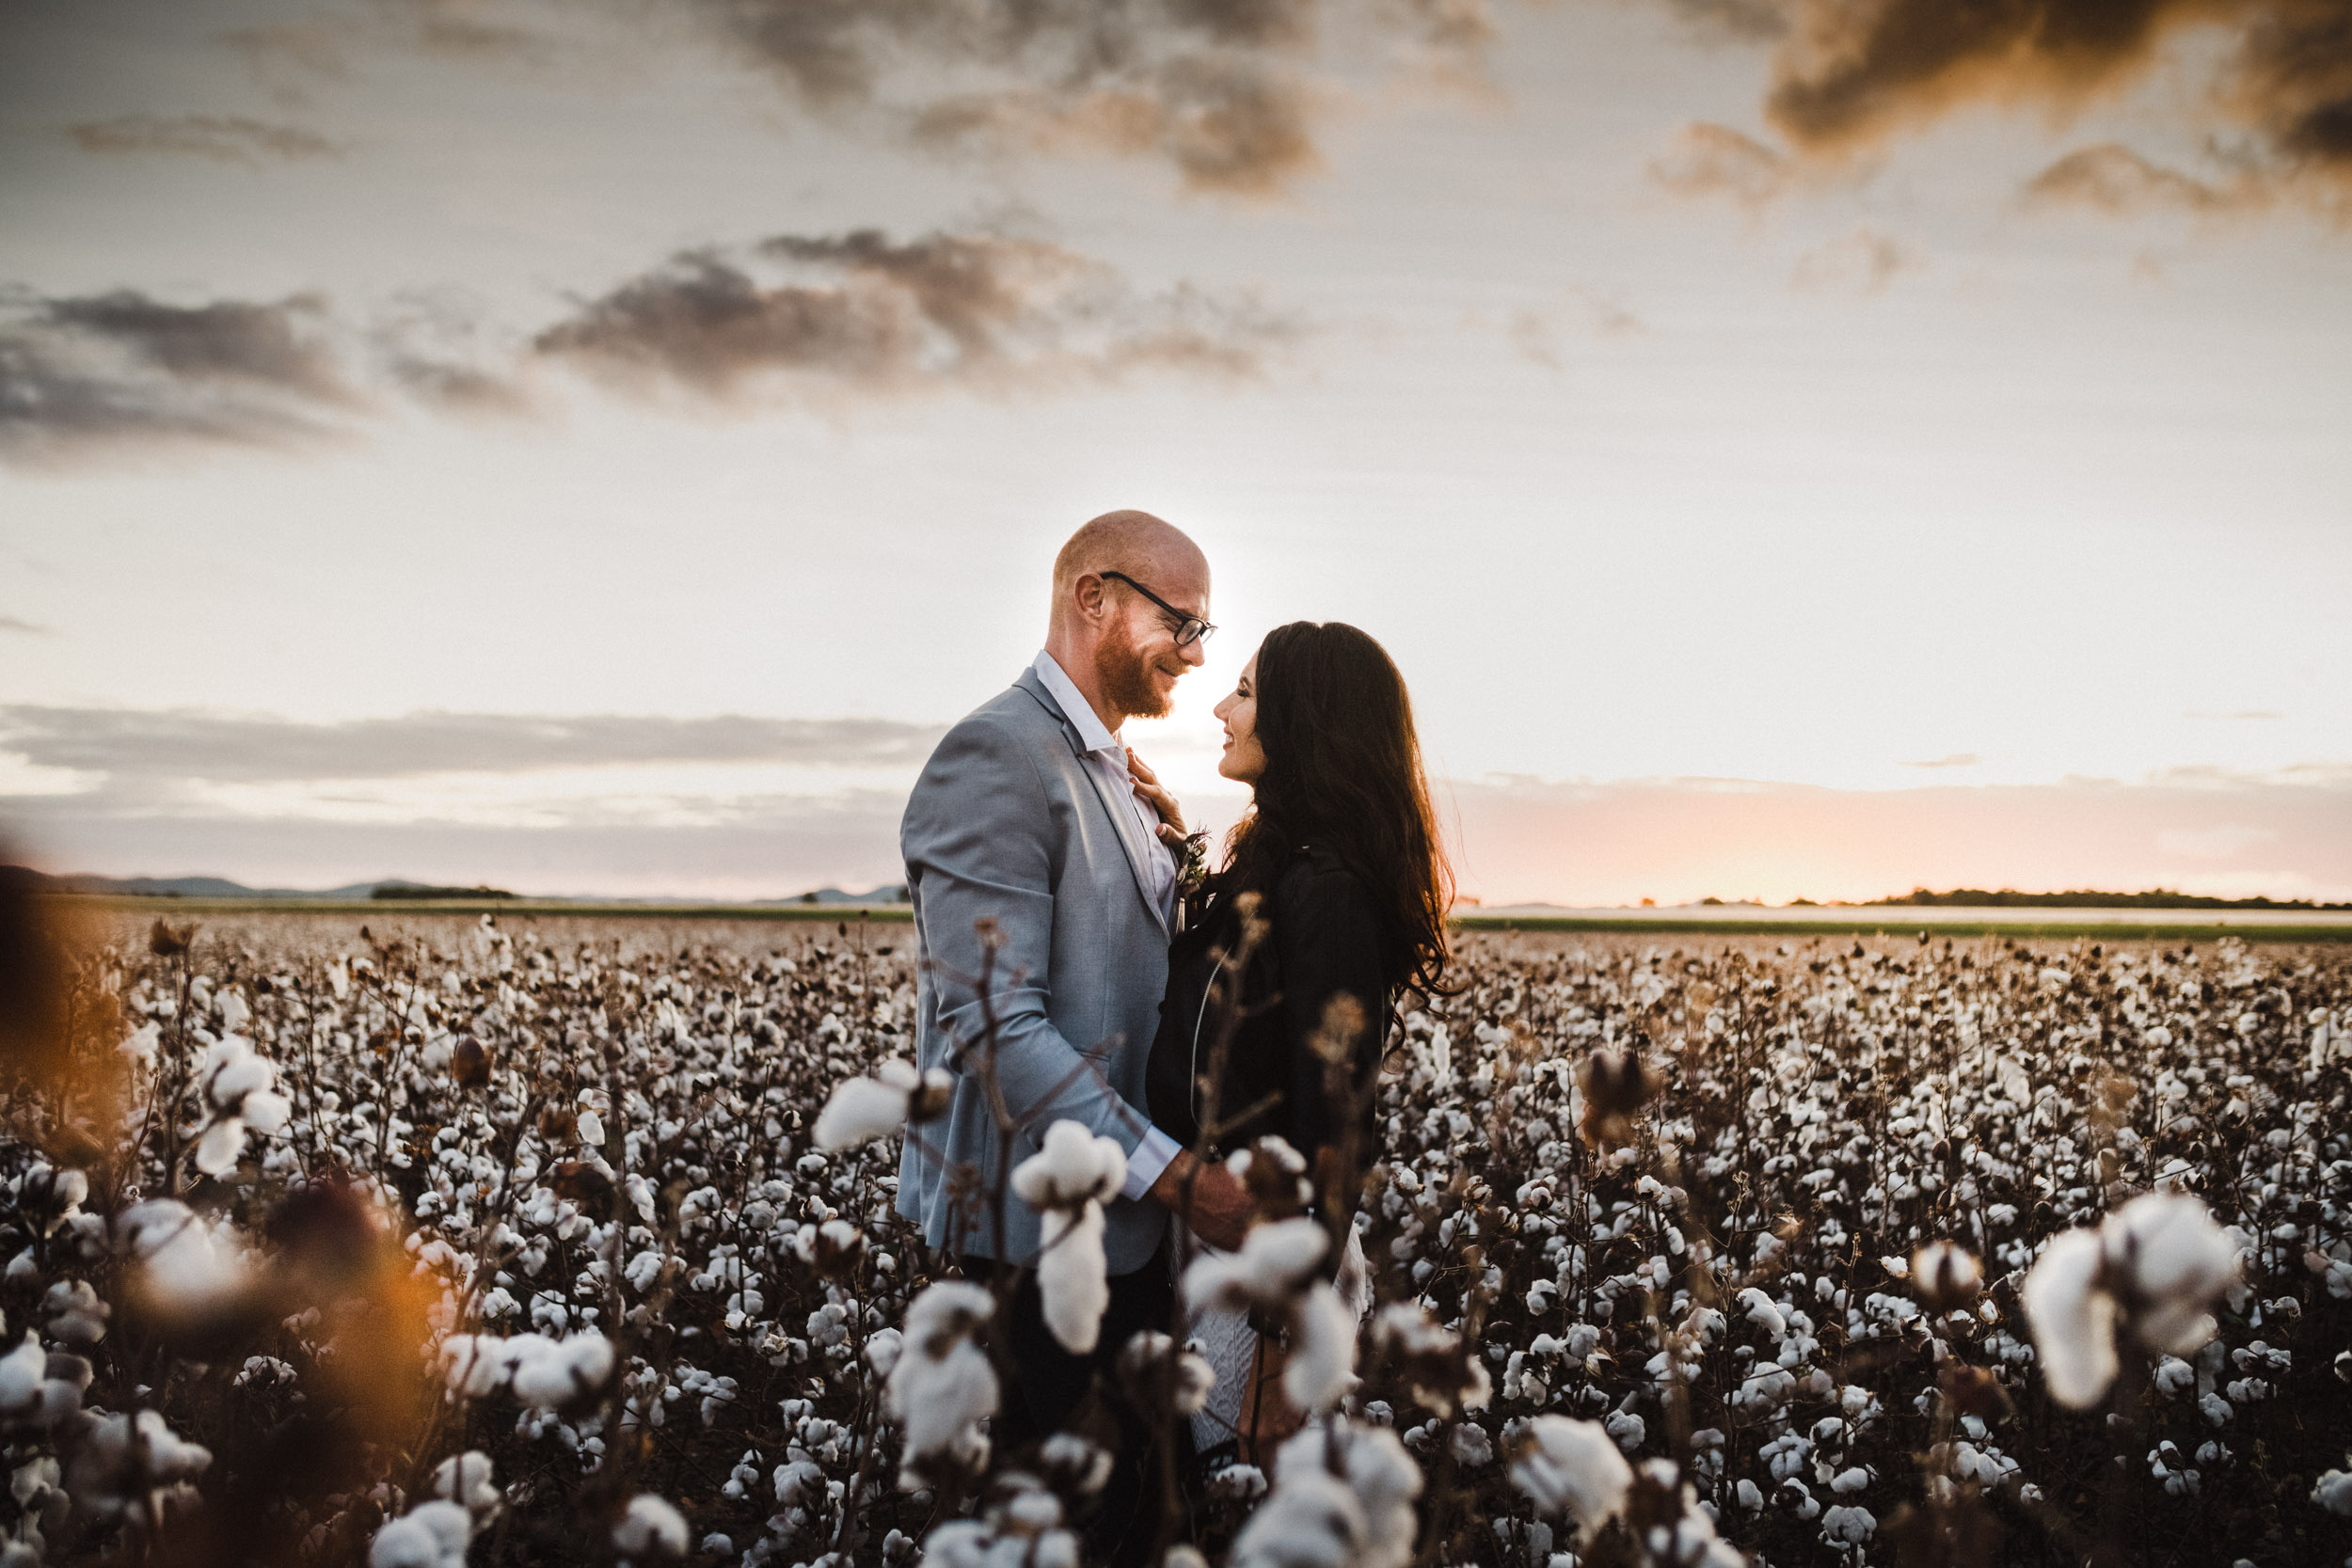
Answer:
[{"left": 1014, "top": 670, "right": 1171, "bottom": 938}]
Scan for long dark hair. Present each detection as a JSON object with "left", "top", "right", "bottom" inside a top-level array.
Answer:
[{"left": 1223, "top": 621, "right": 1458, "bottom": 996}]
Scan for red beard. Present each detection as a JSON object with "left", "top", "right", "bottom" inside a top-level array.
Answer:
[{"left": 1095, "top": 618, "right": 1173, "bottom": 720}]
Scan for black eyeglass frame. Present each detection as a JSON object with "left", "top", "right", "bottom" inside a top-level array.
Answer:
[{"left": 1099, "top": 570, "right": 1216, "bottom": 649}]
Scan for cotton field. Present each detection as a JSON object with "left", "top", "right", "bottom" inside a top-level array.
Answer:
[{"left": 3, "top": 906, "right": 2350, "bottom": 1568}]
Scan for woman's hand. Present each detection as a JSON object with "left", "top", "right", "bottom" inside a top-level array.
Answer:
[
  {"left": 1150, "top": 1148, "right": 1252, "bottom": 1250},
  {"left": 1127, "top": 749, "right": 1187, "bottom": 848}
]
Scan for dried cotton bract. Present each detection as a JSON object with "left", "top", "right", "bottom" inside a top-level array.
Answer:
[
  {"left": 1009, "top": 1120, "right": 1128, "bottom": 1354},
  {"left": 2023, "top": 1192, "right": 2238, "bottom": 1408}
]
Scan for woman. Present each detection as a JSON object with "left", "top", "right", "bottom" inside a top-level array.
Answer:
[{"left": 1131, "top": 620, "right": 1456, "bottom": 1464}]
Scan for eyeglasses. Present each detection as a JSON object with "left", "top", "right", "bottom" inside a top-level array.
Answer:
[{"left": 1101, "top": 571, "right": 1216, "bottom": 649}]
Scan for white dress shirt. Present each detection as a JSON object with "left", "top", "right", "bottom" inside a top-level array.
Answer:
[{"left": 1032, "top": 650, "right": 1184, "bottom": 1199}]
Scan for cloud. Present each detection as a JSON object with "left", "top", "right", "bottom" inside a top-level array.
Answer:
[
  {"left": 1758, "top": 0, "right": 2352, "bottom": 197},
  {"left": 0, "top": 707, "right": 946, "bottom": 784},
  {"left": 228, "top": 0, "right": 1486, "bottom": 195},
  {"left": 1, "top": 786, "right": 915, "bottom": 903},
  {"left": 1658, "top": 0, "right": 1794, "bottom": 44},
  {"left": 0, "top": 618, "right": 48, "bottom": 635},
  {"left": 369, "top": 292, "right": 534, "bottom": 416},
  {"left": 65, "top": 114, "right": 342, "bottom": 165},
  {"left": 1649, "top": 121, "right": 1791, "bottom": 204},
  {"left": 1902, "top": 753, "right": 1981, "bottom": 768},
  {"left": 0, "top": 224, "right": 1288, "bottom": 464},
  {"left": 2186, "top": 708, "right": 2285, "bottom": 721},
  {"left": 907, "top": 55, "right": 1322, "bottom": 196},
  {"left": 2023, "top": 142, "right": 2268, "bottom": 213},
  {"left": 1790, "top": 224, "right": 1921, "bottom": 293},
  {"left": 0, "top": 289, "right": 363, "bottom": 463},
  {"left": 533, "top": 228, "right": 1291, "bottom": 401}
]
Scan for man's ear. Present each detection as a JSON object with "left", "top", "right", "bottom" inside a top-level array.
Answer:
[{"left": 1072, "top": 571, "right": 1109, "bottom": 627}]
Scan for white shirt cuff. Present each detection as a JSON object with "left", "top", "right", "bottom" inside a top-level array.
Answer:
[{"left": 1121, "top": 1125, "right": 1183, "bottom": 1202}]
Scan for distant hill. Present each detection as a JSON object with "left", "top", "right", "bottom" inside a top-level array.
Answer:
[
  {"left": 9, "top": 867, "right": 911, "bottom": 906},
  {"left": 762, "top": 884, "right": 910, "bottom": 906},
  {"left": 22, "top": 871, "right": 394, "bottom": 900},
  {"left": 1871, "top": 886, "right": 2352, "bottom": 911}
]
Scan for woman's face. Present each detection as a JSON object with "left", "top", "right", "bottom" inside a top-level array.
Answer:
[{"left": 1214, "top": 653, "right": 1265, "bottom": 784}]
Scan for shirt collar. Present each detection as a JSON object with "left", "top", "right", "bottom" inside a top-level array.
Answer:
[{"left": 1032, "top": 650, "right": 1122, "bottom": 758}]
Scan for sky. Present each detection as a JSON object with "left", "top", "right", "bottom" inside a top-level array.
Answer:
[{"left": 2, "top": 0, "right": 2348, "bottom": 905}]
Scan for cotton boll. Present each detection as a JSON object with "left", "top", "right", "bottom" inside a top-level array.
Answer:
[
  {"left": 1230, "top": 1469, "right": 1364, "bottom": 1568},
  {"left": 194, "top": 1117, "right": 247, "bottom": 1178},
  {"left": 0, "top": 1333, "right": 45, "bottom": 1418},
  {"left": 202, "top": 1037, "right": 271, "bottom": 1109},
  {"left": 575, "top": 1109, "right": 605, "bottom": 1148},
  {"left": 1821, "top": 1503, "right": 1876, "bottom": 1544},
  {"left": 2103, "top": 1193, "right": 2237, "bottom": 1354},
  {"left": 2023, "top": 1228, "right": 2119, "bottom": 1409},
  {"left": 1034, "top": 1201, "right": 1110, "bottom": 1354},
  {"left": 2313, "top": 1468, "right": 2352, "bottom": 1516},
  {"left": 612, "top": 1494, "right": 690, "bottom": 1560},
  {"left": 240, "top": 1090, "right": 292, "bottom": 1135},
  {"left": 368, "top": 1517, "right": 442, "bottom": 1568},
  {"left": 1737, "top": 1287, "right": 1787, "bottom": 1339},
  {"left": 813, "top": 1072, "right": 911, "bottom": 1149},
  {"left": 1261, "top": 1421, "right": 1422, "bottom": 1568},
  {"left": 1184, "top": 1217, "right": 1329, "bottom": 1313},
  {"left": 1011, "top": 1120, "right": 1127, "bottom": 1211},
  {"left": 886, "top": 1283, "right": 999, "bottom": 1479},
  {"left": 1508, "top": 1415, "right": 1632, "bottom": 1541},
  {"left": 407, "top": 1501, "right": 473, "bottom": 1561},
  {"left": 434, "top": 1449, "right": 500, "bottom": 1513},
  {"left": 1282, "top": 1282, "right": 1359, "bottom": 1413}
]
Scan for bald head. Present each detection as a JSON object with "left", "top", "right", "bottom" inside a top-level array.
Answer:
[{"left": 1049, "top": 510, "right": 1208, "bottom": 634}]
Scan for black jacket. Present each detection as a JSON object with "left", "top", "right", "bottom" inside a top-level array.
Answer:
[{"left": 1144, "top": 845, "right": 1398, "bottom": 1171}]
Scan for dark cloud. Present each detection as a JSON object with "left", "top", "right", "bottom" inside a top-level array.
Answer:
[
  {"left": 691, "top": 0, "right": 1335, "bottom": 193},
  {"left": 0, "top": 707, "right": 946, "bottom": 783},
  {"left": 0, "top": 289, "right": 360, "bottom": 462},
  {"left": 677, "top": 0, "right": 1484, "bottom": 193},
  {"left": 1760, "top": 0, "right": 2352, "bottom": 192},
  {"left": 0, "top": 618, "right": 48, "bottom": 636},
  {"left": 1659, "top": 0, "right": 1793, "bottom": 43},
  {"left": 211, "top": 0, "right": 1482, "bottom": 193},
  {"left": 66, "top": 114, "right": 341, "bottom": 165},
  {"left": 534, "top": 228, "right": 1288, "bottom": 400},
  {"left": 0, "top": 227, "right": 1288, "bottom": 464}
]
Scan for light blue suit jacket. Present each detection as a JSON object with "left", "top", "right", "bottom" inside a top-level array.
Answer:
[{"left": 895, "top": 667, "right": 1174, "bottom": 1272}]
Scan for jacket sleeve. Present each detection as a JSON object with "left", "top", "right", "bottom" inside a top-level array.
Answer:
[
  {"left": 904, "top": 713, "right": 1150, "bottom": 1156},
  {"left": 1273, "top": 861, "right": 1389, "bottom": 1172}
]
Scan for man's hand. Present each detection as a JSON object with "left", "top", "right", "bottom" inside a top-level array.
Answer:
[
  {"left": 1150, "top": 1148, "right": 1252, "bottom": 1250},
  {"left": 1127, "top": 749, "right": 1187, "bottom": 847}
]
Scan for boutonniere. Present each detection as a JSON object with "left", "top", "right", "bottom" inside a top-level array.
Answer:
[{"left": 1175, "top": 830, "right": 1212, "bottom": 901}]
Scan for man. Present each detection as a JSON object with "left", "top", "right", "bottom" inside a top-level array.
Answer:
[{"left": 896, "top": 509, "right": 1248, "bottom": 1559}]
